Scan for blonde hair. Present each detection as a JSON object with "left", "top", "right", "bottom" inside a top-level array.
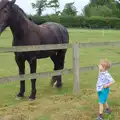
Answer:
[{"left": 100, "top": 59, "right": 111, "bottom": 70}]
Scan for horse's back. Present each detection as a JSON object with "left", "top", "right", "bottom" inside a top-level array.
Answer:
[{"left": 39, "top": 22, "right": 69, "bottom": 44}]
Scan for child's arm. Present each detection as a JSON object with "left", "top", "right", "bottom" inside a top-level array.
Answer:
[
  {"left": 104, "top": 73, "right": 115, "bottom": 88},
  {"left": 104, "top": 82, "right": 114, "bottom": 88}
]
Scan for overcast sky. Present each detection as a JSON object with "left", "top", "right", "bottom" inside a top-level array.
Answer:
[{"left": 15, "top": 0, "right": 90, "bottom": 15}]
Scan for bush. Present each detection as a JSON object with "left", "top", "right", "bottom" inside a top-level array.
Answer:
[{"left": 28, "top": 15, "right": 120, "bottom": 29}]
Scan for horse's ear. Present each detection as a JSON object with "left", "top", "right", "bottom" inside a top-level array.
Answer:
[{"left": 9, "top": 0, "right": 16, "bottom": 4}]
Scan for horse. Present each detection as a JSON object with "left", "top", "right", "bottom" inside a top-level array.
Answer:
[{"left": 0, "top": 0, "right": 69, "bottom": 100}]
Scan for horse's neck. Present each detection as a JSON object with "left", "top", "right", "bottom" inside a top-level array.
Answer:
[{"left": 9, "top": 14, "right": 30, "bottom": 40}]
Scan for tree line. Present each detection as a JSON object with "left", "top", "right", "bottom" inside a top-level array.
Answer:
[
  {"left": 31, "top": 0, "right": 77, "bottom": 16},
  {"left": 31, "top": 0, "right": 120, "bottom": 18},
  {"left": 28, "top": 0, "right": 120, "bottom": 29},
  {"left": 83, "top": 0, "right": 120, "bottom": 18}
]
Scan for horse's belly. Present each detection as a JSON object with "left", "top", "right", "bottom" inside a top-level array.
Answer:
[{"left": 36, "top": 50, "right": 56, "bottom": 58}]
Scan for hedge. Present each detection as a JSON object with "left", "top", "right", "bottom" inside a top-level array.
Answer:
[{"left": 28, "top": 15, "right": 120, "bottom": 29}]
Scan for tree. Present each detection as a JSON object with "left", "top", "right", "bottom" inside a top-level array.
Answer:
[
  {"left": 83, "top": 5, "right": 113, "bottom": 17},
  {"left": 83, "top": 0, "right": 120, "bottom": 17},
  {"left": 112, "top": 0, "right": 120, "bottom": 17},
  {"left": 31, "top": 0, "right": 47, "bottom": 16},
  {"left": 90, "top": 0, "right": 115, "bottom": 6},
  {"left": 47, "top": 0, "right": 60, "bottom": 14},
  {"left": 61, "top": 2, "right": 77, "bottom": 16}
]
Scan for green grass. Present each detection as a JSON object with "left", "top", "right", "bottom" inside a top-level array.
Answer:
[{"left": 0, "top": 28, "right": 120, "bottom": 120}]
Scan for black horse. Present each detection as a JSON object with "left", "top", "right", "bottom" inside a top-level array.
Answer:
[{"left": 0, "top": 0, "right": 69, "bottom": 100}]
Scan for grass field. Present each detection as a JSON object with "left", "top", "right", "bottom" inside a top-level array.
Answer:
[{"left": 0, "top": 28, "right": 120, "bottom": 120}]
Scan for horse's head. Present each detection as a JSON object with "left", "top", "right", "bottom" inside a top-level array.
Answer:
[{"left": 0, "top": 0, "right": 16, "bottom": 34}]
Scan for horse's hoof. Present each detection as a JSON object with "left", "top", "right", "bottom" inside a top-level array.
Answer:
[
  {"left": 28, "top": 98, "right": 35, "bottom": 101},
  {"left": 15, "top": 97, "right": 22, "bottom": 100},
  {"left": 29, "top": 95, "right": 36, "bottom": 101},
  {"left": 51, "top": 80, "right": 56, "bottom": 86},
  {"left": 15, "top": 93, "right": 24, "bottom": 100},
  {"left": 53, "top": 81, "right": 57, "bottom": 88},
  {"left": 17, "top": 93, "right": 24, "bottom": 97},
  {"left": 55, "top": 83, "right": 62, "bottom": 88}
]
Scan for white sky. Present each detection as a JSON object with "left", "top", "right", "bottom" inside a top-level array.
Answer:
[{"left": 15, "top": 0, "right": 90, "bottom": 15}]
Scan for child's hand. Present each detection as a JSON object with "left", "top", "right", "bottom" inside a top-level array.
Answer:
[
  {"left": 104, "top": 85, "right": 108, "bottom": 88},
  {"left": 104, "top": 82, "right": 114, "bottom": 88}
]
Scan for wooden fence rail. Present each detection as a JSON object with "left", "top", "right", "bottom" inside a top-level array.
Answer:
[
  {"left": 0, "top": 41, "right": 120, "bottom": 94},
  {"left": 0, "top": 62, "right": 120, "bottom": 83},
  {"left": 0, "top": 41, "right": 120, "bottom": 53}
]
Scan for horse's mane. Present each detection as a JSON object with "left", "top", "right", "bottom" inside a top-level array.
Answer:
[
  {"left": 12, "top": 4, "right": 34, "bottom": 22},
  {"left": 12, "top": 4, "right": 29, "bottom": 18}
]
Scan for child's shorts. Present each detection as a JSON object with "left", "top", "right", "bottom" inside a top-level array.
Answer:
[{"left": 97, "top": 88, "right": 110, "bottom": 104}]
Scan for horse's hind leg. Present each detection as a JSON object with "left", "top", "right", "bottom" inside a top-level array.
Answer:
[
  {"left": 28, "top": 59, "right": 37, "bottom": 100},
  {"left": 50, "top": 55, "right": 57, "bottom": 86},
  {"left": 15, "top": 55, "right": 25, "bottom": 99},
  {"left": 50, "top": 50, "right": 66, "bottom": 88}
]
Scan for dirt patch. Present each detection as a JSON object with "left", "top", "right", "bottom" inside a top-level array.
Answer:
[{"left": 0, "top": 87, "right": 120, "bottom": 120}]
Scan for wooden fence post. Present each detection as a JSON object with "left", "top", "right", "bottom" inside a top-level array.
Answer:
[{"left": 72, "top": 42, "right": 80, "bottom": 94}]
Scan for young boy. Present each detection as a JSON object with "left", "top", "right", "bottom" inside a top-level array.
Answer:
[{"left": 96, "top": 59, "right": 115, "bottom": 120}]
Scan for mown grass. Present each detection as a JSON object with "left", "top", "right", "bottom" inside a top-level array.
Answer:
[{"left": 0, "top": 28, "right": 120, "bottom": 120}]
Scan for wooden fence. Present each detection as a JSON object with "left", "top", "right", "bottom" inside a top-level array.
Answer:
[{"left": 0, "top": 41, "right": 120, "bottom": 94}]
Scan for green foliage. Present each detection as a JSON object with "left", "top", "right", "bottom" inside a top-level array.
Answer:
[
  {"left": 28, "top": 15, "right": 46, "bottom": 24},
  {"left": 31, "top": 0, "right": 47, "bottom": 16},
  {"left": 83, "top": 5, "right": 113, "bottom": 17},
  {"left": 61, "top": 2, "right": 77, "bottom": 16},
  {"left": 28, "top": 15, "right": 120, "bottom": 29},
  {"left": 47, "top": 0, "right": 60, "bottom": 14},
  {"left": 83, "top": 0, "right": 120, "bottom": 18},
  {"left": 90, "top": 0, "right": 115, "bottom": 6}
]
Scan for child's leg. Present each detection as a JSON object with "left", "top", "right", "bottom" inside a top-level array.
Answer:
[
  {"left": 104, "top": 101, "right": 112, "bottom": 114},
  {"left": 96, "top": 90, "right": 106, "bottom": 119},
  {"left": 96, "top": 103, "right": 104, "bottom": 120},
  {"left": 99, "top": 103, "right": 104, "bottom": 114},
  {"left": 104, "top": 102, "right": 109, "bottom": 109}
]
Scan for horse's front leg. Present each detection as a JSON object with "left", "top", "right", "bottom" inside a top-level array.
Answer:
[
  {"left": 15, "top": 55, "right": 25, "bottom": 99},
  {"left": 28, "top": 59, "right": 37, "bottom": 100}
]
